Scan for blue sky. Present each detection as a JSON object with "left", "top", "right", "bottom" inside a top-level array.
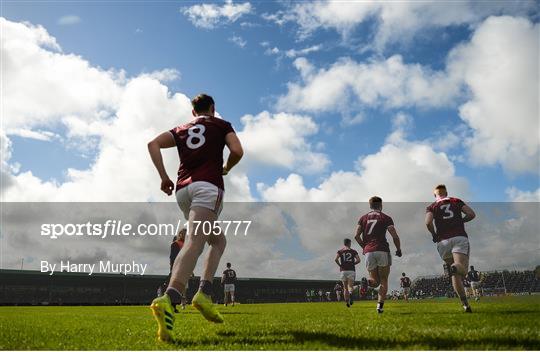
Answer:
[
  {"left": 3, "top": 0, "right": 538, "bottom": 202},
  {"left": 1, "top": 1, "right": 539, "bottom": 284}
]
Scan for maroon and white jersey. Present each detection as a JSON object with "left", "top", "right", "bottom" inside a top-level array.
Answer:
[
  {"left": 169, "top": 116, "right": 235, "bottom": 191},
  {"left": 222, "top": 269, "right": 237, "bottom": 284},
  {"left": 337, "top": 247, "right": 358, "bottom": 272},
  {"left": 358, "top": 210, "right": 394, "bottom": 254},
  {"left": 426, "top": 197, "right": 467, "bottom": 241},
  {"left": 400, "top": 276, "right": 411, "bottom": 288}
]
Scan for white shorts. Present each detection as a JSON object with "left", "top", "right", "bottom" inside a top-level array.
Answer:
[
  {"left": 365, "top": 251, "right": 391, "bottom": 271},
  {"left": 176, "top": 181, "right": 224, "bottom": 219},
  {"left": 436, "top": 236, "right": 470, "bottom": 260},
  {"left": 340, "top": 271, "right": 356, "bottom": 281},
  {"left": 471, "top": 281, "right": 481, "bottom": 290},
  {"left": 224, "top": 284, "right": 235, "bottom": 293}
]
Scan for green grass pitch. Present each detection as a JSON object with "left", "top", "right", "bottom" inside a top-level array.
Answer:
[{"left": 1, "top": 296, "right": 539, "bottom": 350}]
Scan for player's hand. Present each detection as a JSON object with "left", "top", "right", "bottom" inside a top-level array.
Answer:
[
  {"left": 395, "top": 249, "right": 402, "bottom": 257},
  {"left": 222, "top": 165, "right": 229, "bottom": 176},
  {"left": 160, "top": 178, "right": 174, "bottom": 195},
  {"left": 431, "top": 234, "right": 439, "bottom": 243}
]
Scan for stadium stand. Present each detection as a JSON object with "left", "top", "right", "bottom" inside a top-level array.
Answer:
[
  {"left": 411, "top": 270, "right": 540, "bottom": 298},
  {"left": 0, "top": 269, "right": 340, "bottom": 305},
  {"left": 2, "top": 268, "right": 537, "bottom": 305}
]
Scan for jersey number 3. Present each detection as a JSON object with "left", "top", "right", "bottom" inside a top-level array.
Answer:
[
  {"left": 187, "top": 124, "right": 206, "bottom": 149},
  {"left": 440, "top": 203, "right": 454, "bottom": 219}
]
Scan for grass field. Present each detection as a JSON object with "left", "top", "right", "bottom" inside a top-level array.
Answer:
[{"left": 1, "top": 296, "right": 539, "bottom": 350}]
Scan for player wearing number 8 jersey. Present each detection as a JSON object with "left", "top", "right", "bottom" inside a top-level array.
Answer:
[
  {"left": 425, "top": 184, "right": 476, "bottom": 313},
  {"left": 147, "top": 94, "right": 243, "bottom": 342},
  {"left": 355, "top": 196, "right": 402, "bottom": 313}
]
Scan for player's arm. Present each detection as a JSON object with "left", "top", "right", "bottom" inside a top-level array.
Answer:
[
  {"left": 223, "top": 132, "right": 244, "bottom": 175},
  {"left": 354, "top": 253, "right": 361, "bottom": 265},
  {"left": 148, "top": 132, "right": 176, "bottom": 195},
  {"left": 425, "top": 211, "right": 438, "bottom": 243},
  {"left": 388, "top": 225, "right": 402, "bottom": 257},
  {"left": 221, "top": 272, "right": 226, "bottom": 284},
  {"left": 354, "top": 224, "right": 364, "bottom": 248},
  {"left": 334, "top": 253, "right": 341, "bottom": 268},
  {"left": 461, "top": 204, "right": 476, "bottom": 223}
]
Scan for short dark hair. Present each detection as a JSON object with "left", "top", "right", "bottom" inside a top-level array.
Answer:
[
  {"left": 226, "top": 262, "right": 231, "bottom": 268},
  {"left": 191, "top": 93, "right": 215, "bottom": 114},
  {"left": 402, "top": 272, "right": 406, "bottom": 276},
  {"left": 470, "top": 265, "right": 474, "bottom": 270},
  {"left": 344, "top": 238, "right": 351, "bottom": 246},
  {"left": 369, "top": 196, "right": 382, "bottom": 210},
  {"left": 434, "top": 184, "right": 447, "bottom": 194}
]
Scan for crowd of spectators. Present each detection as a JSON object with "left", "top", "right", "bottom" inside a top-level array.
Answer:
[{"left": 411, "top": 270, "right": 539, "bottom": 298}]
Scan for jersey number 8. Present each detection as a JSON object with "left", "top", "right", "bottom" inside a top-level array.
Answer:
[{"left": 187, "top": 124, "right": 206, "bottom": 149}]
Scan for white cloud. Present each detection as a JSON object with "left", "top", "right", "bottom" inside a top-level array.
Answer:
[
  {"left": 1, "top": 17, "right": 123, "bottom": 130},
  {"left": 0, "top": 18, "right": 192, "bottom": 201},
  {"left": 258, "top": 120, "right": 469, "bottom": 202},
  {"left": 57, "top": 15, "right": 81, "bottom": 26},
  {"left": 3, "top": 75, "right": 194, "bottom": 202},
  {"left": 264, "top": 46, "right": 279, "bottom": 55},
  {"left": 265, "top": 0, "right": 535, "bottom": 50},
  {"left": 449, "top": 16, "right": 539, "bottom": 174},
  {"left": 1, "top": 17, "right": 329, "bottom": 203},
  {"left": 277, "top": 55, "right": 460, "bottom": 113},
  {"left": 238, "top": 111, "right": 329, "bottom": 174},
  {"left": 506, "top": 187, "right": 540, "bottom": 202},
  {"left": 228, "top": 35, "right": 247, "bottom": 48},
  {"left": 278, "top": 15, "right": 539, "bottom": 175},
  {"left": 5, "top": 129, "right": 60, "bottom": 142},
  {"left": 182, "top": 0, "right": 252, "bottom": 29},
  {"left": 263, "top": 44, "right": 322, "bottom": 60},
  {"left": 141, "top": 68, "right": 181, "bottom": 82}
]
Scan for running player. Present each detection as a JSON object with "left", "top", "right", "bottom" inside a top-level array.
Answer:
[
  {"left": 463, "top": 277, "right": 472, "bottom": 298},
  {"left": 334, "top": 282, "right": 343, "bottom": 301},
  {"left": 400, "top": 273, "right": 411, "bottom": 302},
  {"left": 148, "top": 94, "right": 244, "bottom": 342},
  {"left": 355, "top": 196, "right": 402, "bottom": 314},
  {"left": 221, "top": 262, "right": 237, "bottom": 306},
  {"left": 425, "top": 184, "right": 476, "bottom": 313},
  {"left": 467, "top": 266, "right": 481, "bottom": 301},
  {"left": 359, "top": 277, "right": 368, "bottom": 299},
  {"left": 335, "top": 238, "right": 360, "bottom": 307}
]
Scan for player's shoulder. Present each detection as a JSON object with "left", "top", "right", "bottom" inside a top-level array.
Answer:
[
  {"left": 449, "top": 197, "right": 465, "bottom": 205},
  {"left": 380, "top": 211, "right": 393, "bottom": 221},
  {"left": 426, "top": 200, "right": 438, "bottom": 209},
  {"left": 170, "top": 122, "right": 191, "bottom": 134},
  {"left": 203, "top": 116, "right": 234, "bottom": 130}
]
